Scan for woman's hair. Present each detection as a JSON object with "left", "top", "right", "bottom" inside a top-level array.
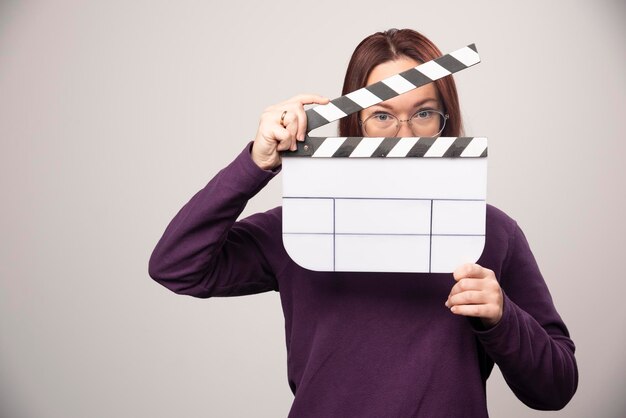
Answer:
[{"left": 339, "top": 28, "right": 463, "bottom": 137}]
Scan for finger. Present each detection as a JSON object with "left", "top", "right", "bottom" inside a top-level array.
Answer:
[
  {"left": 448, "top": 278, "right": 484, "bottom": 297},
  {"left": 448, "top": 290, "right": 490, "bottom": 307},
  {"left": 453, "top": 263, "right": 488, "bottom": 281},
  {"left": 293, "top": 95, "right": 328, "bottom": 140},
  {"left": 268, "top": 94, "right": 328, "bottom": 144},
  {"left": 274, "top": 94, "right": 328, "bottom": 111},
  {"left": 283, "top": 118, "right": 298, "bottom": 151},
  {"left": 280, "top": 109, "right": 297, "bottom": 130},
  {"left": 275, "top": 109, "right": 298, "bottom": 150},
  {"left": 449, "top": 304, "right": 494, "bottom": 318},
  {"left": 282, "top": 102, "right": 307, "bottom": 142},
  {"left": 278, "top": 109, "right": 288, "bottom": 127},
  {"left": 293, "top": 103, "right": 307, "bottom": 141},
  {"left": 292, "top": 93, "right": 330, "bottom": 105},
  {"left": 272, "top": 126, "right": 294, "bottom": 152}
]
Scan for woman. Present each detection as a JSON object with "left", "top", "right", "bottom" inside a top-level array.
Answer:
[{"left": 149, "top": 29, "right": 578, "bottom": 417}]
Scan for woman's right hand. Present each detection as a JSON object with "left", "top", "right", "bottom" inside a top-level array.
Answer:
[{"left": 251, "top": 94, "right": 330, "bottom": 170}]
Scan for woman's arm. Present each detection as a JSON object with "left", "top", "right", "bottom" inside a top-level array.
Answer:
[
  {"left": 448, "top": 223, "right": 578, "bottom": 410},
  {"left": 149, "top": 94, "right": 329, "bottom": 297},
  {"left": 148, "top": 143, "right": 282, "bottom": 297}
]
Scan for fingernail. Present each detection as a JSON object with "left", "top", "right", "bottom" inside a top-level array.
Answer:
[{"left": 444, "top": 300, "right": 449, "bottom": 308}]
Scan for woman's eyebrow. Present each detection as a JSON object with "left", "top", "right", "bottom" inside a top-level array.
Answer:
[
  {"left": 368, "top": 102, "right": 394, "bottom": 110},
  {"left": 412, "top": 98, "right": 439, "bottom": 108},
  {"left": 368, "top": 97, "right": 439, "bottom": 111}
]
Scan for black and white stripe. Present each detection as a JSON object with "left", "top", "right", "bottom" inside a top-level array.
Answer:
[
  {"left": 282, "top": 137, "right": 488, "bottom": 158},
  {"left": 305, "top": 44, "right": 480, "bottom": 133}
]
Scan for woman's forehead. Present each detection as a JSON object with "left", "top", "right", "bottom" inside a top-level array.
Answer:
[
  {"left": 366, "top": 57, "right": 421, "bottom": 84},
  {"left": 365, "top": 84, "right": 440, "bottom": 113},
  {"left": 365, "top": 58, "right": 440, "bottom": 111}
]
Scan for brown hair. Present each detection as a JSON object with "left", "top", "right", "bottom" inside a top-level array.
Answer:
[{"left": 338, "top": 28, "right": 463, "bottom": 137}]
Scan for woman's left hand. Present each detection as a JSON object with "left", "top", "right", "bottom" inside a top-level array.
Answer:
[{"left": 445, "top": 263, "right": 503, "bottom": 328}]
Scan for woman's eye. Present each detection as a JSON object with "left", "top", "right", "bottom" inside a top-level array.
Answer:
[
  {"left": 374, "top": 113, "right": 391, "bottom": 121},
  {"left": 415, "top": 110, "right": 432, "bottom": 119}
]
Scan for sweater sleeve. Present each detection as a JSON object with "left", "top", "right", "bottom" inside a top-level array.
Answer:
[
  {"left": 473, "top": 223, "right": 578, "bottom": 410},
  {"left": 148, "top": 143, "right": 283, "bottom": 298}
]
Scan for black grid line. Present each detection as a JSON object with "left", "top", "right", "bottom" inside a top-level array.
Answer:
[
  {"left": 333, "top": 198, "right": 336, "bottom": 272},
  {"left": 284, "top": 196, "right": 485, "bottom": 202},
  {"left": 283, "top": 196, "right": 485, "bottom": 272},
  {"left": 429, "top": 199, "right": 433, "bottom": 273}
]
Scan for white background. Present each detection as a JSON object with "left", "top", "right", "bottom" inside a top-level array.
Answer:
[{"left": 1, "top": 0, "right": 625, "bottom": 416}]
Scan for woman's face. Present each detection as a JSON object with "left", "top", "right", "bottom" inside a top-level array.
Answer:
[{"left": 360, "top": 57, "right": 444, "bottom": 138}]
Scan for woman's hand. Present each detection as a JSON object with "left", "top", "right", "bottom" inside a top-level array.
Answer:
[
  {"left": 445, "top": 263, "right": 504, "bottom": 328},
  {"left": 251, "top": 94, "right": 330, "bottom": 170}
]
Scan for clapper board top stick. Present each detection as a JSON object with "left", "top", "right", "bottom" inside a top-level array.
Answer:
[{"left": 280, "top": 44, "right": 487, "bottom": 273}]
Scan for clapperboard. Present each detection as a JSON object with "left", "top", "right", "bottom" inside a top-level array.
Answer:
[{"left": 281, "top": 44, "right": 487, "bottom": 273}]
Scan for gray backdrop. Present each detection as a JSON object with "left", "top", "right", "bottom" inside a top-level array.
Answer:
[{"left": 1, "top": 0, "right": 625, "bottom": 417}]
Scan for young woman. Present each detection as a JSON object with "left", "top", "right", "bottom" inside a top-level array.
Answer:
[{"left": 149, "top": 29, "right": 578, "bottom": 417}]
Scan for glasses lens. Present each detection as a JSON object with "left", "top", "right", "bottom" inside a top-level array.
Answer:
[
  {"left": 362, "top": 113, "right": 398, "bottom": 136},
  {"left": 362, "top": 110, "right": 448, "bottom": 137},
  {"left": 410, "top": 110, "right": 447, "bottom": 136}
]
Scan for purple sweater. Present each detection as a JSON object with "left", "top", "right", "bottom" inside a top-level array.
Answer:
[{"left": 149, "top": 144, "right": 578, "bottom": 417}]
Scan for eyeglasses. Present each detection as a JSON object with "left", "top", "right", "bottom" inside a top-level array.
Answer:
[{"left": 359, "top": 109, "right": 449, "bottom": 137}]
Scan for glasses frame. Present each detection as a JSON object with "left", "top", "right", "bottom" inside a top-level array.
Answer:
[{"left": 359, "top": 109, "right": 450, "bottom": 137}]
